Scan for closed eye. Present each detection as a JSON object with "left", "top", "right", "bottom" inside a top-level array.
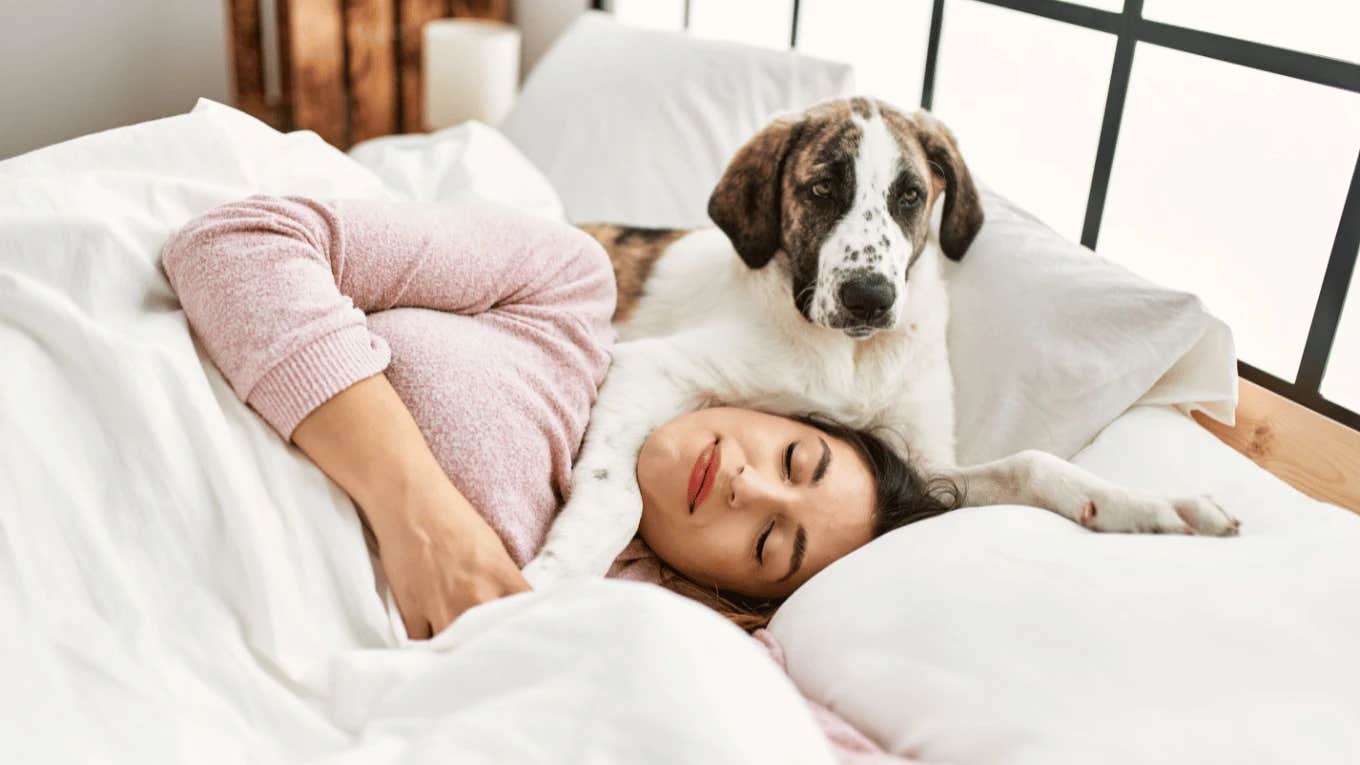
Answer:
[
  {"left": 755, "top": 517, "right": 776, "bottom": 564},
  {"left": 783, "top": 441, "right": 796, "bottom": 481}
]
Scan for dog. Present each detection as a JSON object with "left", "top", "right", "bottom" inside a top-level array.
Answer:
[{"left": 521, "top": 97, "right": 1238, "bottom": 586}]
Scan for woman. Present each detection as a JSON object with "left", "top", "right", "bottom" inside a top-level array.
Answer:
[{"left": 162, "top": 195, "right": 953, "bottom": 639}]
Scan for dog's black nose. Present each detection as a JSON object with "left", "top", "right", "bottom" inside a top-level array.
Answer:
[{"left": 839, "top": 275, "right": 896, "bottom": 323}]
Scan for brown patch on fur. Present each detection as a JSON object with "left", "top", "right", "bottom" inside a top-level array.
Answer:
[
  {"left": 848, "top": 96, "right": 875, "bottom": 119},
  {"left": 709, "top": 99, "right": 866, "bottom": 282},
  {"left": 578, "top": 224, "right": 689, "bottom": 322},
  {"left": 880, "top": 105, "right": 983, "bottom": 260},
  {"left": 707, "top": 117, "right": 802, "bottom": 269}
]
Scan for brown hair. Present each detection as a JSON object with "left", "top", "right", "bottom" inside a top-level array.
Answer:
[{"left": 656, "top": 414, "right": 960, "bottom": 631}]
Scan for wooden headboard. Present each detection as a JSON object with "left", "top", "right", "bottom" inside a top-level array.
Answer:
[{"left": 226, "top": 0, "right": 508, "bottom": 149}]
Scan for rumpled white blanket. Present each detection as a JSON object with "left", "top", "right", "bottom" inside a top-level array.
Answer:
[{"left": 0, "top": 100, "right": 834, "bottom": 764}]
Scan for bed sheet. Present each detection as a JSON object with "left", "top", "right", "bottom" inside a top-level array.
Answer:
[
  {"left": 772, "top": 405, "right": 1360, "bottom": 764},
  {"left": 0, "top": 100, "right": 833, "bottom": 765}
]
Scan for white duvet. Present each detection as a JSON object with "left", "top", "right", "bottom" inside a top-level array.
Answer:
[
  {"left": 0, "top": 102, "right": 833, "bottom": 764},
  {"left": 4, "top": 101, "right": 1359, "bottom": 765}
]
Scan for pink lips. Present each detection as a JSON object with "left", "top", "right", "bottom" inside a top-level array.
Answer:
[{"left": 686, "top": 439, "right": 720, "bottom": 512}]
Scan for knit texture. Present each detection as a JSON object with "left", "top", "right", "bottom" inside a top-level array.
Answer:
[{"left": 163, "top": 195, "right": 615, "bottom": 567}]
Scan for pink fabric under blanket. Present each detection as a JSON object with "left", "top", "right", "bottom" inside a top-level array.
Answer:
[{"left": 162, "top": 195, "right": 907, "bottom": 764}]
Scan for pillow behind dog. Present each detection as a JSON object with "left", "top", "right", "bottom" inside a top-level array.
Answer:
[{"left": 944, "top": 189, "right": 1237, "bottom": 464}]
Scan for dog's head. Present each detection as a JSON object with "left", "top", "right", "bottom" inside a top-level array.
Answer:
[{"left": 708, "top": 98, "right": 983, "bottom": 337}]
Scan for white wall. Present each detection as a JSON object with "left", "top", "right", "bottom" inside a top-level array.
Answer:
[{"left": 0, "top": 0, "right": 230, "bottom": 159}]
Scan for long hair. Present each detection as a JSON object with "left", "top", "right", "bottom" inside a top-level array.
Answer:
[{"left": 655, "top": 414, "right": 960, "bottom": 631}]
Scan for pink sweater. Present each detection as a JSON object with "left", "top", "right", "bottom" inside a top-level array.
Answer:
[
  {"left": 163, "top": 195, "right": 614, "bottom": 567},
  {"left": 162, "top": 196, "right": 909, "bottom": 765}
]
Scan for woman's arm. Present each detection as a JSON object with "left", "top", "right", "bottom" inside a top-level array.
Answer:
[
  {"left": 292, "top": 373, "right": 528, "bottom": 639},
  {"left": 162, "top": 195, "right": 614, "bottom": 441},
  {"left": 162, "top": 196, "right": 615, "bottom": 635}
]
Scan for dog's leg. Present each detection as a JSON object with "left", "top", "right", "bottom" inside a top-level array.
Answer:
[
  {"left": 523, "top": 338, "right": 710, "bottom": 587},
  {"left": 947, "top": 450, "right": 1241, "bottom": 535}
]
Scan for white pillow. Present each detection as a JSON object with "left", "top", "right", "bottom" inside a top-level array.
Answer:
[
  {"left": 348, "top": 121, "right": 565, "bottom": 221},
  {"left": 770, "top": 409, "right": 1360, "bottom": 764},
  {"left": 500, "top": 11, "right": 854, "bottom": 227},
  {"left": 945, "top": 188, "right": 1238, "bottom": 464}
]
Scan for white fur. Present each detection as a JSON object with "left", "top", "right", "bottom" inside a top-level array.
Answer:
[{"left": 522, "top": 111, "right": 1239, "bottom": 586}]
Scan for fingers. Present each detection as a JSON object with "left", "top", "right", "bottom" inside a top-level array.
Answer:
[
  {"left": 394, "top": 587, "right": 432, "bottom": 640},
  {"left": 427, "top": 603, "right": 455, "bottom": 638}
]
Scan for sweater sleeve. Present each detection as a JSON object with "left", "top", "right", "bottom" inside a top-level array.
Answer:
[{"left": 162, "top": 195, "right": 616, "bottom": 439}]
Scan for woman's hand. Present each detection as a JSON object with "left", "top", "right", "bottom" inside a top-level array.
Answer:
[
  {"left": 292, "top": 373, "right": 530, "bottom": 639},
  {"left": 372, "top": 487, "right": 531, "bottom": 639}
]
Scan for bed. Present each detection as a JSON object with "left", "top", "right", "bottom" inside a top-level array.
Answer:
[{"left": 2, "top": 9, "right": 1358, "bottom": 765}]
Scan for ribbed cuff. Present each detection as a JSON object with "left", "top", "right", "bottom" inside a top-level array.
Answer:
[{"left": 247, "top": 325, "right": 391, "bottom": 440}]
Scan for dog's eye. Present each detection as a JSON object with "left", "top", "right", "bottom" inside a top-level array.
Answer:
[
  {"left": 900, "top": 188, "right": 922, "bottom": 207},
  {"left": 811, "top": 182, "right": 832, "bottom": 198}
]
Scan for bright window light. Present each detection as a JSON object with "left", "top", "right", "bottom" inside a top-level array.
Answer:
[
  {"left": 1143, "top": 0, "right": 1360, "bottom": 65},
  {"left": 1321, "top": 247, "right": 1360, "bottom": 411},
  {"left": 794, "top": 0, "right": 933, "bottom": 111},
  {"left": 932, "top": 0, "right": 1117, "bottom": 241},
  {"left": 1098, "top": 44, "right": 1360, "bottom": 381},
  {"left": 610, "top": 0, "right": 686, "bottom": 32},
  {"left": 688, "top": 0, "right": 794, "bottom": 50}
]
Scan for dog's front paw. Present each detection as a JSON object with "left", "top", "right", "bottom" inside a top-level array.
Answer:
[
  {"left": 1077, "top": 492, "right": 1240, "bottom": 536},
  {"left": 1169, "top": 494, "right": 1241, "bottom": 536}
]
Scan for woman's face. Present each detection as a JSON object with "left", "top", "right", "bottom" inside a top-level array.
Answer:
[{"left": 636, "top": 407, "right": 876, "bottom": 600}]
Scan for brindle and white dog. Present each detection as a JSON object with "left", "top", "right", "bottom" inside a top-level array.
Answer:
[{"left": 522, "top": 97, "right": 1238, "bottom": 585}]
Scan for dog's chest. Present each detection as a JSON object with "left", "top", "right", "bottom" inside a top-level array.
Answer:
[{"left": 731, "top": 334, "right": 921, "bottom": 429}]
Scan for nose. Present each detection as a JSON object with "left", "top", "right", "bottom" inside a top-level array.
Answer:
[
  {"left": 838, "top": 275, "right": 896, "bottom": 323},
  {"left": 728, "top": 465, "right": 779, "bottom": 509}
]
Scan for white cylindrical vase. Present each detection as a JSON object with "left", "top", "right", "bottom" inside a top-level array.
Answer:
[{"left": 422, "top": 19, "right": 521, "bottom": 131}]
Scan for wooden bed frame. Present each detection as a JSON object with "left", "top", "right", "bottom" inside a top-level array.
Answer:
[
  {"left": 1195, "top": 379, "right": 1359, "bottom": 514},
  {"left": 226, "top": 0, "right": 508, "bottom": 150},
  {"left": 224, "top": 2, "right": 1360, "bottom": 515}
]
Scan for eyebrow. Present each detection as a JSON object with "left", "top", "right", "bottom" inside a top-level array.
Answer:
[
  {"left": 776, "top": 525, "right": 807, "bottom": 583},
  {"left": 812, "top": 437, "right": 832, "bottom": 485}
]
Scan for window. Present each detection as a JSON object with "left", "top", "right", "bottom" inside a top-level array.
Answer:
[
  {"left": 794, "top": 0, "right": 933, "bottom": 111},
  {"left": 932, "top": 0, "right": 1116, "bottom": 241},
  {"left": 1322, "top": 252, "right": 1360, "bottom": 411},
  {"left": 1142, "top": 0, "right": 1360, "bottom": 65},
  {"left": 610, "top": 0, "right": 686, "bottom": 32},
  {"left": 688, "top": 0, "right": 793, "bottom": 50},
  {"left": 1097, "top": 44, "right": 1360, "bottom": 380}
]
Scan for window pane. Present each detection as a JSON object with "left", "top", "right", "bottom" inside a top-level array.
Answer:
[
  {"left": 1143, "top": 0, "right": 1360, "bottom": 64},
  {"left": 795, "top": 0, "right": 933, "bottom": 110},
  {"left": 689, "top": 0, "right": 794, "bottom": 50},
  {"left": 1098, "top": 44, "right": 1360, "bottom": 380},
  {"left": 1321, "top": 246, "right": 1360, "bottom": 412},
  {"left": 610, "top": 0, "right": 685, "bottom": 32},
  {"left": 932, "top": 0, "right": 1116, "bottom": 240}
]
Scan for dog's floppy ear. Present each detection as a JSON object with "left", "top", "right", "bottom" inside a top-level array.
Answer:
[
  {"left": 708, "top": 117, "right": 801, "bottom": 269},
  {"left": 915, "top": 111, "right": 983, "bottom": 261}
]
